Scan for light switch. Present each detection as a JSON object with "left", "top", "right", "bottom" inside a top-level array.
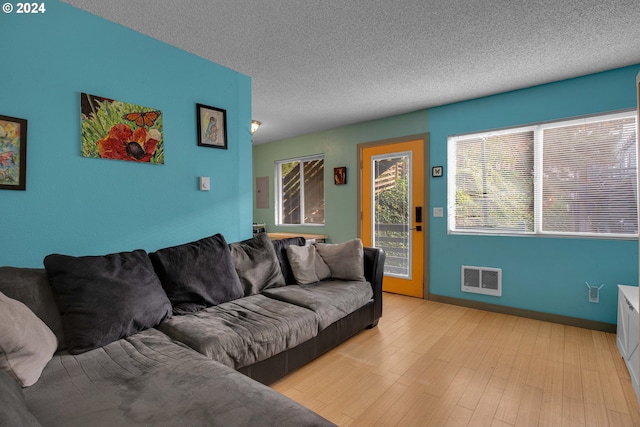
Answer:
[
  {"left": 433, "top": 207, "right": 444, "bottom": 217},
  {"left": 199, "top": 176, "right": 210, "bottom": 191}
]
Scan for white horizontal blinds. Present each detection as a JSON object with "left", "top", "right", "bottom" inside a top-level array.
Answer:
[
  {"left": 449, "top": 111, "right": 637, "bottom": 238},
  {"left": 454, "top": 130, "right": 534, "bottom": 232},
  {"left": 542, "top": 115, "right": 638, "bottom": 236}
]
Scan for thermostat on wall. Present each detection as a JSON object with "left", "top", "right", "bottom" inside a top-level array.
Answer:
[{"left": 199, "top": 177, "right": 210, "bottom": 191}]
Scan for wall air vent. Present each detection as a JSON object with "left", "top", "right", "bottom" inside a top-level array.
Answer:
[{"left": 461, "top": 266, "right": 502, "bottom": 297}]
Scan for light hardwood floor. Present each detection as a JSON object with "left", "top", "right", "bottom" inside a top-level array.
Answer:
[{"left": 272, "top": 292, "right": 640, "bottom": 426}]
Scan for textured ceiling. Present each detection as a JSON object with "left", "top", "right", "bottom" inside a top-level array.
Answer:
[{"left": 61, "top": 0, "right": 640, "bottom": 144}]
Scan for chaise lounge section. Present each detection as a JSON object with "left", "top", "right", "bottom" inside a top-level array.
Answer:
[{"left": 0, "top": 233, "right": 385, "bottom": 426}]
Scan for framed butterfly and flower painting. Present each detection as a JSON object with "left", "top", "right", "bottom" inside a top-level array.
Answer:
[
  {"left": 196, "top": 103, "right": 227, "bottom": 150},
  {"left": 81, "top": 93, "right": 164, "bottom": 164},
  {"left": 0, "top": 114, "right": 27, "bottom": 191}
]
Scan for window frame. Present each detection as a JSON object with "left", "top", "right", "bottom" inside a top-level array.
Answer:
[
  {"left": 447, "top": 109, "right": 638, "bottom": 239},
  {"left": 274, "top": 154, "right": 325, "bottom": 226}
]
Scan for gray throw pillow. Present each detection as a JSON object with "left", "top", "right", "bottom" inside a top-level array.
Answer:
[
  {"left": 0, "top": 291, "right": 57, "bottom": 387},
  {"left": 229, "top": 233, "right": 286, "bottom": 295},
  {"left": 315, "top": 239, "right": 366, "bottom": 281},
  {"left": 286, "top": 245, "right": 331, "bottom": 285},
  {"left": 44, "top": 250, "right": 173, "bottom": 354},
  {"left": 150, "top": 234, "right": 244, "bottom": 314},
  {"left": 0, "top": 370, "right": 41, "bottom": 426}
]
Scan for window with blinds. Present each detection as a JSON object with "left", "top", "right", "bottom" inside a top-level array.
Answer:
[
  {"left": 275, "top": 155, "right": 325, "bottom": 225},
  {"left": 448, "top": 111, "right": 638, "bottom": 238},
  {"left": 451, "top": 129, "right": 535, "bottom": 233}
]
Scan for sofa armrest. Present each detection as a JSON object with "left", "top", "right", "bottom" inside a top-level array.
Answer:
[{"left": 363, "top": 247, "right": 385, "bottom": 322}]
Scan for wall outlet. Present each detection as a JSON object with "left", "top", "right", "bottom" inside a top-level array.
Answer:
[{"left": 586, "top": 282, "right": 603, "bottom": 304}]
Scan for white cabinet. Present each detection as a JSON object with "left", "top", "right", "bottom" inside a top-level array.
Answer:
[{"left": 617, "top": 285, "right": 639, "bottom": 400}]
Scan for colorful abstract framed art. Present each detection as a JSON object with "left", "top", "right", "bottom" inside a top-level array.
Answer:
[
  {"left": 197, "top": 103, "right": 227, "bottom": 149},
  {"left": 0, "top": 114, "right": 27, "bottom": 190},
  {"left": 81, "top": 93, "right": 164, "bottom": 164}
]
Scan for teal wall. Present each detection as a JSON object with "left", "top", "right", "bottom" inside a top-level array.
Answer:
[
  {"left": 0, "top": 1, "right": 253, "bottom": 267},
  {"left": 254, "top": 65, "right": 640, "bottom": 324},
  {"left": 252, "top": 110, "right": 428, "bottom": 242},
  {"left": 429, "top": 65, "right": 640, "bottom": 324}
]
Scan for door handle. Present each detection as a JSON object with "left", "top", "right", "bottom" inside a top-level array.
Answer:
[{"left": 416, "top": 206, "right": 422, "bottom": 223}]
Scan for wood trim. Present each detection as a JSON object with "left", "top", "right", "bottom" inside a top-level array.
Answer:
[{"left": 429, "top": 293, "right": 616, "bottom": 333}]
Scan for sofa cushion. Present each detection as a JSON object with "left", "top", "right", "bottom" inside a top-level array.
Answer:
[
  {"left": 44, "top": 250, "right": 172, "bottom": 354},
  {"left": 157, "top": 294, "right": 319, "bottom": 369},
  {"left": 0, "top": 291, "right": 58, "bottom": 387},
  {"left": 229, "top": 233, "right": 286, "bottom": 295},
  {"left": 149, "top": 233, "right": 244, "bottom": 314},
  {"left": 0, "top": 370, "right": 41, "bottom": 426},
  {"left": 262, "top": 280, "right": 373, "bottom": 329},
  {"left": 315, "top": 239, "right": 365, "bottom": 281},
  {"left": 270, "top": 236, "right": 306, "bottom": 285},
  {"left": 22, "top": 329, "right": 335, "bottom": 427},
  {"left": 286, "top": 244, "right": 331, "bottom": 285},
  {"left": 0, "top": 267, "right": 66, "bottom": 350}
]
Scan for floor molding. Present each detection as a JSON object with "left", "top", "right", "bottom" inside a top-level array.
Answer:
[{"left": 428, "top": 293, "right": 616, "bottom": 333}]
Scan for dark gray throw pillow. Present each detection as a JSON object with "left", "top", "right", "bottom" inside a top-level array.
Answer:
[
  {"left": 0, "top": 267, "right": 66, "bottom": 350},
  {"left": 229, "top": 233, "right": 286, "bottom": 295},
  {"left": 270, "top": 236, "right": 306, "bottom": 285},
  {"left": 271, "top": 237, "right": 306, "bottom": 285},
  {"left": 44, "top": 250, "right": 172, "bottom": 355},
  {"left": 149, "top": 234, "right": 244, "bottom": 314},
  {"left": 0, "top": 370, "right": 41, "bottom": 426}
]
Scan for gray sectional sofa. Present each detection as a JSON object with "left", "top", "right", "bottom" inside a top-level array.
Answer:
[{"left": 0, "top": 233, "right": 385, "bottom": 426}]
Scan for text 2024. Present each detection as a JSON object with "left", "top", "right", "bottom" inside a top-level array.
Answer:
[{"left": 16, "top": 2, "right": 46, "bottom": 13}]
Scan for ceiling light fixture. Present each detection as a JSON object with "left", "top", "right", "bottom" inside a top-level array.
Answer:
[{"left": 251, "top": 120, "right": 261, "bottom": 135}]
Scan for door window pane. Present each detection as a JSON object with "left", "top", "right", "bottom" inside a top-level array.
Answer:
[{"left": 373, "top": 153, "right": 411, "bottom": 277}]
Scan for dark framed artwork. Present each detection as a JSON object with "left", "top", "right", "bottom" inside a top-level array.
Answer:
[
  {"left": 0, "top": 114, "right": 27, "bottom": 190},
  {"left": 197, "top": 103, "right": 227, "bottom": 149},
  {"left": 334, "top": 166, "right": 347, "bottom": 185},
  {"left": 81, "top": 93, "right": 164, "bottom": 164}
]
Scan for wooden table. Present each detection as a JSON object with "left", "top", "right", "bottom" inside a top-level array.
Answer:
[{"left": 267, "top": 232, "right": 328, "bottom": 243}]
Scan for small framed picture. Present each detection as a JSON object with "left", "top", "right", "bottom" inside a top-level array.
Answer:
[
  {"left": 432, "top": 166, "right": 443, "bottom": 177},
  {"left": 197, "top": 103, "right": 227, "bottom": 149},
  {"left": 334, "top": 166, "right": 347, "bottom": 185},
  {"left": 0, "top": 114, "right": 27, "bottom": 190}
]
